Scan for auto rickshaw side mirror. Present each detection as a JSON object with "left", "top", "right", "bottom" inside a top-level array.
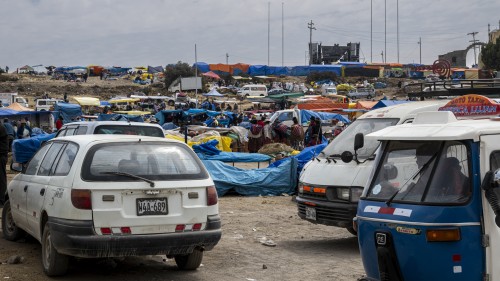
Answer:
[
  {"left": 10, "top": 162, "right": 24, "bottom": 173},
  {"left": 482, "top": 170, "right": 500, "bottom": 228},
  {"left": 354, "top": 133, "right": 364, "bottom": 151}
]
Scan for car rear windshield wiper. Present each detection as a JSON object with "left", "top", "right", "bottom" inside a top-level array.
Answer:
[{"left": 101, "top": 171, "right": 155, "bottom": 187}]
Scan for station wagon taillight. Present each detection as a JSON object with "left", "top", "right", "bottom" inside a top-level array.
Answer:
[
  {"left": 207, "top": 186, "right": 218, "bottom": 206},
  {"left": 71, "top": 189, "right": 92, "bottom": 210}
]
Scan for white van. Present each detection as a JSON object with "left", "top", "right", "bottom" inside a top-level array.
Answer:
[
  {"left": 237, "top": 84, "right": 268, "bottom": 98},
  {"left": 36, "top": 99, "right": 63, "bottom": 111},
  {"left": 296, "top": 100, "right": 449, "bottom": 234}
]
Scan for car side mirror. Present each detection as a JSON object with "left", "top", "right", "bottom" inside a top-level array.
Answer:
[
  {"left": 354, "top": 133, "right": 364, "bottom": 151},
  {"left": 10, "top": 162, "right": 25, "bottom": 173}
]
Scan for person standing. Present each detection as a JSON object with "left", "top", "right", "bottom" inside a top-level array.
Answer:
[
  {"left": 248, "top": 119, "right": 264, "bottom": 153},
  {"left": 17, "top": 120, "right": 32, "bottom": 139},
  {"left": 56, "top": 116, "right": 64, "bottom": 130},
  {"left": 3, "top": 118, "right": 15, "bottom": 152},
  {"left": 289, "top": 117, "right": 304, "bottom": 150},
  {"left": 0, "top": 120, "right": 8, "bottom": 206}
]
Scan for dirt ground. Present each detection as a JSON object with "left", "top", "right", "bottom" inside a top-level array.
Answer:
[{"left": 0, "top": 170, "right": 366, "bottom": 281}]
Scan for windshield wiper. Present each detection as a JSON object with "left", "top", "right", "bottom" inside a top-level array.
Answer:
[
  {"left": 101, "top": 171, "right": 155, "bottom": 187},
  {"left": 385, "top": 152, "right": 439, "bottom": 206}
]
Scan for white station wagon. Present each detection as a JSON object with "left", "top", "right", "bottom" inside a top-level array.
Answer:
[{"left": 2, "top": 135, "right": 221, "bottom": 276}]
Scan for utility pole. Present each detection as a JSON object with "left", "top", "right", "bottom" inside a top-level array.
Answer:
[
  {"left": 308, "top": 20, "right": 316, "bottom": 65},
  {"left": 467, "top": 31, "right": 479, "bottom": 66},
  {"left": 267, "top": 1, "right": 270, "bottom": 66},
  {"left": 195, "top": 44, "right": 198, "bottom": 101},
  {"left": 282, "top": 2, "right": 284, "bottom": 67},
  {"left": 381, "top": 51, "right": 384, "bottom": 63},
  {"left": 418, "top": 37, "right": 422, "bottom": 64},
  {"left": 226, "top": 53, "right": 229, "bottom": 65},
  {"left": 397, "top": 0, "right": 399, "bottom": 63},
  {"left": 370, "top": 0, "right": 372, "bottom": 63},
  {"left": 384, "top": 0, "right": 387, "bottom": 63}
]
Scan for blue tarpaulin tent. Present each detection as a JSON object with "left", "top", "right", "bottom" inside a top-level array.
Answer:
[
  {"left": 194, "top": 140, "right": 272, "bottom": 163},
  {"left": 54, "top": 103, "right": 83, "bottom": 123},
  {"left": 300, "top": 110, "right": 350, "bottom": 125},
  {"left": 371, "top": 100, "right": 411, "bottom": 110},
  {"left": 203, "top": 157, "right": 298, "bottom": 196},
  {"left": 193, "top": 62, "right": 210, "bottom": 73},
  {"left": 269, "top": 143, "right": 327, "bottom": 179}
]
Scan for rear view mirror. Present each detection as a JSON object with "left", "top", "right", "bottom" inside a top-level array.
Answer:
[
  {"left": 354, "top": 133, "right": 364, "bottom": 151},
  {"left": 10, "top": 162, "right": 24, "bottom": 173}
]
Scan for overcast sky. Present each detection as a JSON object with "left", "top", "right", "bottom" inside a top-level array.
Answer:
[{"left": 1, "top": 0, "right": 499, "bottom": 69}]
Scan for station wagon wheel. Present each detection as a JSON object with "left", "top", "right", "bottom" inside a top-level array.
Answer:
[
  {"left": 174, "top": 248, "right": 204, "bottom": 270},
  {"left": 2, "top": 201, "right": 25, "bottom": 241},
  {"left": 41, "top": 222, "right": 69, "bottom": 276}
]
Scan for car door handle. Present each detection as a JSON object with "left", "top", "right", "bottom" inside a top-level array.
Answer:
[
  {"left": 40, "top": 188, "right": 45, "bottom": 196},
  {"left": 24, "top": 185, "right": 28, "bottom": 192}
]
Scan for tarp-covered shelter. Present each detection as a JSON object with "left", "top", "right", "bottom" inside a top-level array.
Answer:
[
  {"left": 202, "top": 71, "right": 221, "bottom": 80},
  {"left": 147, "top": 66, "right": 164, "bottom": 74},
  {"left": 73, "top": 97, "right": 100, "bottom": 106},
  {"left": 356, "top": 101, "right": 378, "bottom": 110},
  {"left": 7, "top": 103, "right": 33, "bottom": 111},
  {"left": 300, "top": 109, "right": 350, "bottom": 125},
  {"left": 371, "top": 100, "right": 411, "bottom": 110},
  {"left": 193, "top": 62, "right": 210, "bottom": 73},
  {"left": 54, "top": 103, "right": 83, "bottom": 123},
  {"left": 203, "top": 88, "right": 224, "bottom": 97},
  {"left": 203, "top": 157, "right": 298, "bottom": 196}
]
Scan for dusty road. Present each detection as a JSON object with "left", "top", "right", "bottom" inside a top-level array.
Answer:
[{"left": 0, "top": 192, "right": 365, "bottom": 281}]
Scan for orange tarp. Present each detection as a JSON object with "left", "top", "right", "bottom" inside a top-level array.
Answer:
[
  {"left": 356, "top": 101, "right": 377, "bottom": 110},
  {"left": 208, "top": 63, "right": 250, "bottom": 75},
  {"left": 7, "top": 103, "right": 33, "bottom": 111}
]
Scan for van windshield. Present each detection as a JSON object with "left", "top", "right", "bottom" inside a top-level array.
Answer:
[{"left": 321, "top": 118, "right": 399, "bottom": 159}]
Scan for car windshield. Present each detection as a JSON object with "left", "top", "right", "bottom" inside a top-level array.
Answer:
[
  {"left": 366, "top": 140, "right": 471, "bottom": 204},
  {"left": 94, "top": 125, "right": 164, "bottom": 137},
  {"left": 321, "top": 118, "right": 399, "bottom": 159},
  {"left": 82, "top": 142, "right": 208, "bottom": 181}
]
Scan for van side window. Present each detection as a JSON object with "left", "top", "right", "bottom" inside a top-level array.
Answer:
[
  {"left": 490, "top": 151, "right": 500, "bottom": 170},
  {"left": 65, "top": 126, "right": 77, "bottom": 136}
]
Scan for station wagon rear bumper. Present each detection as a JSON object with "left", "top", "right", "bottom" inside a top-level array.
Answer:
[{"left": 48, "top": 215, "right": 222, "bottom": 258}]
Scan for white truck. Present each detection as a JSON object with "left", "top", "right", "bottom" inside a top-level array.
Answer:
[
  {"left": 168, "top": 77, "right": 203, "bottom": 93},
  {"left": 0, "top": 92, "right": 29, "bottom": 108},
  {"left": 296, "top": 100, "right": 449, "bottom": 234}
]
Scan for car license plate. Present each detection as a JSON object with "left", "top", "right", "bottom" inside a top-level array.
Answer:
[
  {"left": 305, "top": 206, "right": 316, "bottom": 220},
  {"left": 136, "top": 198, "right": 168, "bottom": 216}
]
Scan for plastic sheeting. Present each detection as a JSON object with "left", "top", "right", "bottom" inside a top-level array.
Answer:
[
  {"left": 97, "top": 114, "right": 144, "bottom": 122},
  {"left": 203, "top": 157, "right": 297, "bottom": 196},
  {"left": 12, "top": 133, "right": 55, "bottom": 163},
  {"left": 300, "top": 109, "right": 350, "bottom": 125},
  {"left": 269, "top": 143, "right": 327, "bottom": 176},
  {"left": 371, "top": 100, "right": 411, "bottom": 110},
  {"left": 193, "top": 62, "right": 210, "bottom": 73},
  {"left": 54, "top": 103, "right": 83, "bottom": 123},
  {"left": 198, "top": 151, "right": 271, "bottom": 162}
]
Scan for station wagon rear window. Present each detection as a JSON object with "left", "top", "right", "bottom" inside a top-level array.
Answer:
[
  {"left": 93, "top": 125, "right": 164, "bottom": 137},
  {"left": 82, "top": 142, "right": 208, "bottom": 181}
]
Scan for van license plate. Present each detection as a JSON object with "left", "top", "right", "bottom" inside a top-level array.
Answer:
[
  {"left": 305, "top": 206, "right": 316, "bottom": 220},
  {"left": 136, "top": 198, "right": 168, "bottom": 216}
]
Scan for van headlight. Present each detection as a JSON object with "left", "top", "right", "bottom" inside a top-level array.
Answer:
[
  {"left": 298, "top": 183, "right": 304, "bottom": 194},
  {"left": 336, "top": 188, "right": 350, "bottom": 200},
  {"left": 336, "top": 187, "right": 364, "bottom": 202}
]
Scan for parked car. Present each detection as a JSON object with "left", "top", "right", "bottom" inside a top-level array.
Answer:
[
  {"left": 236, "top": 84, "right": 268, "bottom": 98},
  {"left": 2, "top": 135, "right": 222, "bottom": 276},
  {"left": 268, "top": 88, "right": 289, "bottom": 96},
  {"left": 11, "top": 121, "right": 165, "bottom": 171},
  {"left": 347, "top": 88, "right": 375, "bottom": 99},
  {"left": 36, "top": 99, "right": 63, "bottom": 111}
]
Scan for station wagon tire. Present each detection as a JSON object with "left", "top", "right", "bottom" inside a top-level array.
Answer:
[
  {"left": 174, "top": 248, "right": 204, "bottom": 270},
  {"left": 42, "top": 223, "right": 69, "bottom": 276},
  {"left": 2, "top": 201, "right": 25, "bottom": 241},
  {"left": 346, "top": 226, "right": 357, "bottom": 236}
]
